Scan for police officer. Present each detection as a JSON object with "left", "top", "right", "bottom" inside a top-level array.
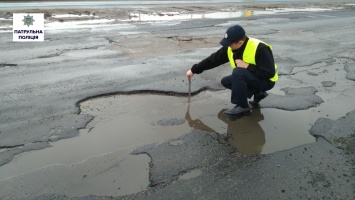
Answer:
[{"left": 186, "top": 25, "right": 278, "bottom": 115}]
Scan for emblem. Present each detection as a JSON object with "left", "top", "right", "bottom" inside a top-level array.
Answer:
[{"left": 22, "top": 14, "right": 35, "bottom": 27}]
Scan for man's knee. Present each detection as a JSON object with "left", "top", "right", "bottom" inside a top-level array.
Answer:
[
  {"left": 232, "top": 67, "right": 248, "bottom": 79},
  {"left": 221, "top": 77, "right": 227, "bottom": 87},
  {"left": 221, "top": 76, "right": 232, "bottom": 89}
]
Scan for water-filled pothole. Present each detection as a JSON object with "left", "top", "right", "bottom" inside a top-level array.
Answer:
[
  {"left": 79, "top": 89, "right": 317, "bottom": 155},
  {"left": 0, "top": 90, "right": 317, "bottom": 196}
]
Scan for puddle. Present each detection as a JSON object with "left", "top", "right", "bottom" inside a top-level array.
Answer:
[
  {"left": 0, "top": 90, "right": 317, "bottom": 183},
  {"left": 0, "top": 89, "right": 328, "bottom": 198},
  {"left": 0, "top": 148, "right": 150, "bottom": 198}
]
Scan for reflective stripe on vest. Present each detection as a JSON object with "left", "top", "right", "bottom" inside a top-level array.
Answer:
[{"left": 227, "top": 38, "right": 278, "bottom": 82}]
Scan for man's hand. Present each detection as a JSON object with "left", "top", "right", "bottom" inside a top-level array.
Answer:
[
  {"left": 235, "top": 59, "right": 249, "bottom": 68},
  {"left": 186, "top": 69, "right": 194, "bottom": 80}
]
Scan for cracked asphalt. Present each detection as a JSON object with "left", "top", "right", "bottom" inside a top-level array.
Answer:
[{"left": 0, "top": 1, "right": 354, "bottom": 199}]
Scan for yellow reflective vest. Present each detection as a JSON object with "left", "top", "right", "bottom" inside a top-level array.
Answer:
[{"left": 227, "top": 38, "right": 278, "bottom": 82}]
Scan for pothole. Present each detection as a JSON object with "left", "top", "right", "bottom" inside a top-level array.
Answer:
[{"left": 0, "top": 90, "right": 318, "bottom": 197}]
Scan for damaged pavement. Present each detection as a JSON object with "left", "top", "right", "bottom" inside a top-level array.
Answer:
[{"left": 0, "top": 2, "right": 354, "bottom": 199}]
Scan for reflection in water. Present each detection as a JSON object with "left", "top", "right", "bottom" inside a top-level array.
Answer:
[
  {"left": 218, "top": 108, "right": 265, "bottom": 155},
  {"left": 185, "top": 103, "right": 265, "bottom": 155},
  {"left": 185, "top": 103, "right": 216, "bottom": 133}
]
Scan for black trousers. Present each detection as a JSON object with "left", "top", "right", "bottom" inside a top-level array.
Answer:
[{"left": 221, "top": 68, "right": 275, "bottom": 108}]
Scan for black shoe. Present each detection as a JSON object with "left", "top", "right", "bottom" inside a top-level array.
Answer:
[
  {"left": 250, "top": 91, "right": 268, "bottom": 106},
  {"left": 223, "top": 105, "right": 250, "bottom": 115}
]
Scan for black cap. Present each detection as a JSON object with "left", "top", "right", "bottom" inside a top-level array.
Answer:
[{"left": 220, "top": 25, "right": 245, "bottom": 47}]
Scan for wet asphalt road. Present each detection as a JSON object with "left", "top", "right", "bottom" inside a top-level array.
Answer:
[{"left": 0, "top": 3, "right": 354, "bottom": 199}]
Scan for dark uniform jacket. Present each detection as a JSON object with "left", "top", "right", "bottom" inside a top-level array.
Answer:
[{"left": 191, "top": 37, "right": 276, "bottom": 80}]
